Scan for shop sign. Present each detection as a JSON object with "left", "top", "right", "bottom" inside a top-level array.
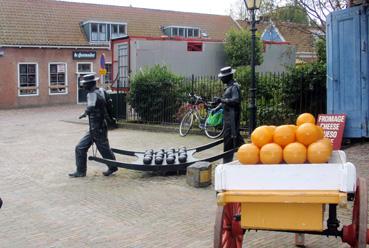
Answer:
[
  {"left": 317, "top": 114, "right": 346, "bottom": 150},
  {"left": 73, "top": 51, "right": 96, "bottom": 60}
]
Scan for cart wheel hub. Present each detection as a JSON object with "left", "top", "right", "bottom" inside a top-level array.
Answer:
[
  {"left": 342, "top": 224, "right": 356, "bottom": 246},
  {"left": 231, "top": 219, "right": 243, "bottom": 237},
  {"left": 342, "top": 177, "right": 369, "bottom": 247}
]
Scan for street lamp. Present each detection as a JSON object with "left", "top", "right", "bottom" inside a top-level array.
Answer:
[{"left": 244, "top": 0, "right": 261, "bottom": 134}]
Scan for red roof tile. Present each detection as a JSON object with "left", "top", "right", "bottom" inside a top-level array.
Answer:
[{"left": 0, "top": 0, "right": 239, "bottom": 46}]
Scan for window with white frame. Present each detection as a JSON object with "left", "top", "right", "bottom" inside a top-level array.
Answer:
[
  {"left": 99, "top": 24, "right": 107, "bottom": 41},
  {"left": 178, "top": 28, "right": 185, "bottom": 37},
  {"left": 82, "top": 21, "right": 127, "bottom": 43},
  {"left": 78, "top": 63, "right": 92, "bottom": 73},
  {"left": 111, "top": 24, "right": 126, "bottom": 39},
  {"left": 91, "top": 23, "right": 99, "bottom": 41},
  {"left": 172, "top": 27, "right": 178, "bottom": 36},
  {"left": 91, "top": 23, "right": 108, "bottom": 42},
  {"left": 163, "top": 26, "right": 201, "bottom": 38},
  {"left": 18, "top": 63, "right": 38, "bottom": 96},
  {"left": 188, "top": 28, "right": 194, "bottom": 37},
  {"left": 49, "top": 63, "right": 67, "bottom": 94}
]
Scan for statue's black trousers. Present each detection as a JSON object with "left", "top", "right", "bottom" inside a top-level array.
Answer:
[
  {"left": 223, "top": 127, "right": 245, "bottom": 164},
  {"left": 75, "top": 128, "right": 116, "bottom": 173}
]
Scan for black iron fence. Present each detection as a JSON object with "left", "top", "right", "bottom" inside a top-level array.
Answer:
[{"left": 122, "top": 72, "right": 326, "bottom": 129}]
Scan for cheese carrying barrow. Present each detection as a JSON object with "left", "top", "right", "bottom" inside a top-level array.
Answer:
[
  {"left": 88, "top": 138, "right": 232, "bottom": 173},
  {"left": 214, "top": 150, "right": 369, "bottom": 248}
]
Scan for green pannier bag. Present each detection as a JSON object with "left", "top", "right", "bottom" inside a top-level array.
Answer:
[{"left": 206, "top": 109, "right": 223, "bottom": 126}]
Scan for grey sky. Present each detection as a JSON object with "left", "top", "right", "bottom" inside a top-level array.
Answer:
[{"left": 62, "top": 0, "right": 240, "bottom": 15}]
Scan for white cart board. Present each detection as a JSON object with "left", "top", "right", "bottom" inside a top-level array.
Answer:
[{"left": 215, "top": 151, "right": 356, "bottom": 192}]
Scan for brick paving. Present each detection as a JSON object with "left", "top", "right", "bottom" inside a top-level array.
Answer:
[{"left": 0, "top": 105, "right": 367, "bottom": 248}]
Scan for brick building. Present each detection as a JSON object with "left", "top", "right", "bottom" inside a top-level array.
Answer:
[{"left": 0, "top": 0, "right": 238, "bottom": 108}]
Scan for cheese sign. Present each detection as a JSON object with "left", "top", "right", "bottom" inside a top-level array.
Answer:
[{"left": 317, "top": 114, "right": 346, "bottom": 150}]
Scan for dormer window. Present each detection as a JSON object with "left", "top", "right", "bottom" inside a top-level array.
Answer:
[
  {"left": 179, "top": 28, "right": 185, "bottom": 36},
  {"left": 163, "top": 26, "right": 201, "bottom": 38},
  {"left": 99, "top": 24, "right": 107, "bottom": 41},
  {"left": 172, "top": 28, "right": 178, "bottom": 36},
  {"left": 82, "top": 21, "right": 127, "bottom": 43},
  {"left": 188, "top": 28, "right": 199, "bottom": 38},
  {"left": 91, "top": 23, "right": 107, "bottom": 41},
  {"left": 188, "top": 29, "right": 193, "bottom": 37},
  {"left": 91, "top": 24, "right": 98, "bottom": 41},
  {"left": 111, "top": 24, "right": 126, "bottom": 39}
]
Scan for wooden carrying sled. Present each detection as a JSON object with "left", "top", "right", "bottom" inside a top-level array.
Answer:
[{"left": 89, "top": 138, "right": 232, "bottom": 173}]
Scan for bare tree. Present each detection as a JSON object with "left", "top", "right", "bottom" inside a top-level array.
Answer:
[
  {"left": 296, "top": 0, "right": 348, "bottom": 34},
  {"left": 229, "top": 0, "right": 248, "bottom": 20},
  {"left": 229, "top": 0, "right": 284, "bottom": 20},
  {"left": 230, "top": 0, "right": 351, "bottom": 40}
]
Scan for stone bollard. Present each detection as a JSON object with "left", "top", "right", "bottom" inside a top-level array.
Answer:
[{"left": 186, "top": 161, "right": 212, "bottom": 188}]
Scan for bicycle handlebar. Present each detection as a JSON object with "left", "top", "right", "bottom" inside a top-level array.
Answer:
[
  {"left": 188, "top": 93, "right": 204, "bottom": 104},
  {"left": 188, "top": 93, "right": 222, "bottom": 108}
]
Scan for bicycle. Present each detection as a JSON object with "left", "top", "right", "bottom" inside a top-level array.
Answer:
[{"left": 179, "top": 93, "right": 224, "bottom": 139}]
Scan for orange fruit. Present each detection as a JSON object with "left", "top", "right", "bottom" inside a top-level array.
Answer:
[
  {"left": 260, "top": 143, "right": 283, "bottom": 164},
  {"left": 307, "top": 141, "right": 332, "bottom": 163},
  {"left": 283, "top": 142, "right": 307, "bottom": 164},
  {"left": 288, "top": 124, "right": 298, "bottom": 132},
  {"left": 251, "top": 126, "right": 273, "bottom": 148},
  {"left": 316, "top": 125, "right": 324, "bottom": 139},
  {"left": 273, "top": 125, "right": 296, "bottom": 147},
  {"left": 236, "top": 143, "right": 259, "bottom": 164},
  {"left": 296, "top": 113, "right": 316, "bottom": 126},
  {"left": 267, "top": 125, "right": 276, "bottom": 134},
  {"left": 296, "top": 123, "right": 320, "bottom": 146},
  {"left": 317, "top": 138, "right": 333, "bottom": 152}
]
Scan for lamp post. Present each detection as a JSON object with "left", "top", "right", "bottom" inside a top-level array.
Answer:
[{"left": 244, "top": 0, "right": 261, "bottom": 134}]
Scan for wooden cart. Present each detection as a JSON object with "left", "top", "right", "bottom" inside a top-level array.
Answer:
[{"left": 214, "top": 151, "right": 369, "bottom": 248}]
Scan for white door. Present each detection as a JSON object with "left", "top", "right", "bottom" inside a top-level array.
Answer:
[
  {"left": 77, "top": 62, "right": 93, "bottom": 103},
  {"left": 116, "top": 43, "right": 129, "bottom": 89}
]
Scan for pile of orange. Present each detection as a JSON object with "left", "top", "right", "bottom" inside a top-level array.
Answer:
[{"left": 236, "top": 113, "right": 333, "bottom": 165}]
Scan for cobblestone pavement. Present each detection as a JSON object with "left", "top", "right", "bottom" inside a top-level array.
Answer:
[{"left": 0, "top": 105, "right": 367, "bottom": 248}]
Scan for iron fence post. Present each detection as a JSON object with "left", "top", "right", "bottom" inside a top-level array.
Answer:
[{"left": 249, "top": 8, "right": 257, "bottom": 134}]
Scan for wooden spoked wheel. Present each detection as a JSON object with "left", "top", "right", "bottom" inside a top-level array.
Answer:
[
  {"left": 342, "top": 177, "right": 368, "bottom": 248},
  {"left": 214, "top": 203, "right": 244, "bottom": 248}
]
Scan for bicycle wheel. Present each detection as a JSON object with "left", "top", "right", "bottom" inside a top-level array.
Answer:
[
  {"left": 205, "top": 118, "right": 224, "bottom": 139},
  {"left": 179, "top": 111, "right": 194, "bottom": 137}
]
